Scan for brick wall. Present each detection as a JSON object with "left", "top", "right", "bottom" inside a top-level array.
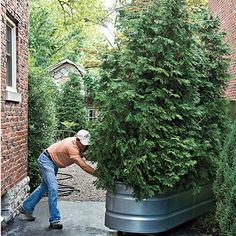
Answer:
[
  {"left": 1, "top": 0, "right": 29, "bottom": 195},
  {"left": 209, "top": 0, "right": 236, "bottom": 101}
]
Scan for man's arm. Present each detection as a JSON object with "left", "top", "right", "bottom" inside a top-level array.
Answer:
[
  {"left": 69, "top": 145, "right": 98, "bottom": 176},
  {"left": 73, "top": 157, "right": 97, "bottom": 177}
]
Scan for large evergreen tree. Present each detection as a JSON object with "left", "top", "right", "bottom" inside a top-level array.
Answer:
[{"left": 89, "top": 0, "right": 230, "bottom": 199}]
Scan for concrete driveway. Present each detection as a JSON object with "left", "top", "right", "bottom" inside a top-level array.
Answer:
[{"left": 2, "top": 200, "right": 114, "bottom": 236}]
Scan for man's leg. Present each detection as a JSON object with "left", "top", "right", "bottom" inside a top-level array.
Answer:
[
  {"left": 21, "top": 180, "right": 48, "bottom": 218},
  {"left": 20, "top": 153, "right": 48, "bottom": 220},
  {"left": 38, "top": 156, "right": 61, "bottom": 225}
]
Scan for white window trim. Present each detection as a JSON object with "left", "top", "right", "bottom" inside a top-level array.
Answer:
[
  {"left": 87, "top": 107, "right": 99, "bottom": 121},
  {"left": 6, "top": 16, "right": 21, "bottom": 102}
]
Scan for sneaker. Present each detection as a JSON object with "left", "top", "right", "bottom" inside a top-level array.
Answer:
[
  {"left": 19, "top": 206, "right": 36, "bottom": 221},
  {"left": 49, "top": 221, "right": 63, "bottom": 230}
]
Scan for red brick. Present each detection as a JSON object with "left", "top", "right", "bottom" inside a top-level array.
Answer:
[
  {"left": 209, "top": 0, "right": 236, "bottom": 101},
  {"left": 1, "top": 0, "right": 28, "bottom": 196}
]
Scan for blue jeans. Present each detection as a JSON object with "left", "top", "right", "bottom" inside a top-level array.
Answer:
[{"left": 22, "top": 153, "right": 60, "bottom": 223}]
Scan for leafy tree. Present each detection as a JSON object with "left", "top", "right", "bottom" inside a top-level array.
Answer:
[
  {"left": 54, "top": 0, "right": 109, "bottom": 70},
  {"left": 214, "top": 120, "right": 236, "bottom": 236},
  {"left": 88, "top": 0, "right": 230, "bottom": 200},
  {"left": 29, "top": 0, "right": 108, "bottom": 72},
  {"left": 29, "top": 1, "right": 84, "bottom": 68}
]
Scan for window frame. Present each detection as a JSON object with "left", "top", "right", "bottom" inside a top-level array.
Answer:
[
  {"left": 5, "top": 16, "right": 21, "bottom": 102},
  {"left": 6, "top": 17, "right": 17, "bottom": 92}
]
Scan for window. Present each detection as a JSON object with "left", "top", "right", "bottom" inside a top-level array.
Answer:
[
  {"left": 6, "top": 16, "right": 21, "bottom": 102},
  {"left": 87, "top": 107, "right": 99, "bottom": 121}
]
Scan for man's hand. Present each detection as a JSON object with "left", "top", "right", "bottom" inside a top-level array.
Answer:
[{"left": 93, "top": 169, "right": 99, "bottom": 177}]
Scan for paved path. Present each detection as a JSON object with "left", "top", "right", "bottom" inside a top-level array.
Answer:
[{"left": 2, "top": 201, "right": 111, "bottom": 236}]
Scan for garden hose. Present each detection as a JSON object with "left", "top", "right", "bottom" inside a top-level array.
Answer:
[{"left": 57, "top": 173, "right": 80, "bottom": 196}]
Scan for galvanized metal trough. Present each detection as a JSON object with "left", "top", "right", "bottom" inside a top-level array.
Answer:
[{"left": 105, "top": 182, "right": 215, "bottom": 233}]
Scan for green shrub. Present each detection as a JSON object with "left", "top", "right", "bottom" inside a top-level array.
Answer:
[
  {"left": 88, "top": 0, "right": 230, "bottom": 200},
  {"left": 28, "top": 67, "right": 58, "bottom": 190},
  {"left": 214, "top": 120, "right": 236, "bottom": 236},
  {"left": 186, "top": 6, "right": 231, "bottom": 188},
  {"left": 57, "top": 73, "right": 87, "bottom": 135}
]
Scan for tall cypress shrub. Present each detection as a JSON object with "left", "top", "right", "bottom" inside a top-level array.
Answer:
[
  {"left": 89, "top": 0, "right": 230, "bottom": 200},
  {"left": 57, "top": 73, "right": 87, "bottom": 135},
  {"left": 214, "top": 120, "right": 236, "bottom": 235},
  {"left": 185, "top": 7, "right": 231, "bottom": 184}
]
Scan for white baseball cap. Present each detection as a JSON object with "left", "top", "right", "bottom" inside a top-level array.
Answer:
[{"left": 76, "top": 129, "right": 90, "bottom": 146}]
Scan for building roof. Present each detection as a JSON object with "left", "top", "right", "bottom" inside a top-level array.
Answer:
[{"left": 48, "top": 59, "right": 86, "bottom": 77}]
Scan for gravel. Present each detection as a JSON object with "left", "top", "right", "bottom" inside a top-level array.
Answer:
[{"left": 57, "top": 162, "right": 106, "bottom": 201}]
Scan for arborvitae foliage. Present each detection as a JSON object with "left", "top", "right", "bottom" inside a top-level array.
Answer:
[
  {"left": 89, "top": 0, "right": 230, "bottom": 199},
  {"left": 214, "top": 120, "right": 236, "bottom": 236},
  {"left": 57, "top": 73, "right": 87, "bottom": 134},
  {"left": 185, "top": 7, "right": 231, "bottom": 186}
]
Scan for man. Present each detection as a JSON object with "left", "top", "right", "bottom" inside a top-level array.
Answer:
[{"left": 19, "top": 129, "right": 97, "bottom": 229}]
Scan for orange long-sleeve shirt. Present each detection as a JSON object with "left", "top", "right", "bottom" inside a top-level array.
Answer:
[{"left": 47, "top": 137, "right": 83, "bottom": 168}]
